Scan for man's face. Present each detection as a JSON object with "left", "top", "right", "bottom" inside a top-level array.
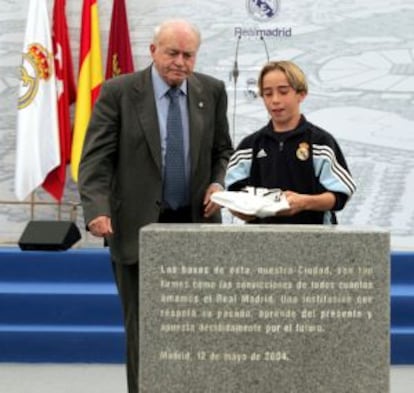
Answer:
[{"left": 150, "top": 26, "right": 199, "bottom": 86}]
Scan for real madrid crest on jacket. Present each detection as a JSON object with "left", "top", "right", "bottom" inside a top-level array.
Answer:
[{"left": 225, "top": 115, "right": 356, "bottom": 224}]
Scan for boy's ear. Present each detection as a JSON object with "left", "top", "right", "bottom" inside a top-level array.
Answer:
[{"left": 298, "top": 91, "right": 307, "bottom": 103}]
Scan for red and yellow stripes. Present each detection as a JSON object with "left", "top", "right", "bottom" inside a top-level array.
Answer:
[{"left": 71, "top": 0, "right": 103, "bottom": 181}]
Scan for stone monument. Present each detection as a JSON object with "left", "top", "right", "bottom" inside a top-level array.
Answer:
[{"left": 139, "top": 224, "right": 389, "bottom": 393}]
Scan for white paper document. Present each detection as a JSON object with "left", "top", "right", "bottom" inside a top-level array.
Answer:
[{"left": 211, "top": 187, "right": 290, "bottom": 218}]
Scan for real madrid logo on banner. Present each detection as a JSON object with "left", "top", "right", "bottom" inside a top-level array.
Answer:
[
  {"left": 246, "top": 0, "right": 280, "bottom": 22},
  {"left": 18, "top": 43, "right": 53, "bottom": 110},
  {"left": 296, "top": 142, "right": 310, "bottom": 161}
]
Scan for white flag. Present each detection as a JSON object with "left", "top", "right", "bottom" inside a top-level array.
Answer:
[{"left": 15, "top": 0, "right": 60, "bottom": 201}]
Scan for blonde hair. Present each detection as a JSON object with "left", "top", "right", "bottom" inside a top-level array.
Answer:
[{"left": 258, "top": 60, "right": 308, "bottom": 96}]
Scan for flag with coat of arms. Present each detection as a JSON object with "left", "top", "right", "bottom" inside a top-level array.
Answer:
[
  {"left": 15, "top": 0, "right": 60, "bottom": 201},
  {"left": 105, "top": 0, "right": 134, "bottom": 79}
]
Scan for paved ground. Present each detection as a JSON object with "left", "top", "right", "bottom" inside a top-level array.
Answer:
[
  {"left": 0, "top": 364, "right": 413, "bottom": 392},
  {"left": 0, "top": 364, "right": 126, "bottom": 393}
]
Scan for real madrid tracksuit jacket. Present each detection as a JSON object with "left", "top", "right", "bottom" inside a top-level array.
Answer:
[{"left": 225, "top": 116, "right": 356, "bottom": 224}]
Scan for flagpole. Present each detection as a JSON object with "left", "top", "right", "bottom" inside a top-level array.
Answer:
[
  {"left": 57, "top": 201, "right": 62, "bottom": 220},
  {"left": 29, "top": 192, "right": 35, "bottom": 220}
]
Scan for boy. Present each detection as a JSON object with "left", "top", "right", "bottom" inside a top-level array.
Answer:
[{"left": 225, "top": 60, "right": 356, "bottom": 224}]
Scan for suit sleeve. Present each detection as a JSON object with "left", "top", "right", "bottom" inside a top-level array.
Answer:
[
  {"left": 78, "top": 81, "right": 120, "bottom": 226},
  {"left": 210, "top": 81, "right": 233, "bottom": 186}
]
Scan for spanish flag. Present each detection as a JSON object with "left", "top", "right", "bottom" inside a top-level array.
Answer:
[{"left": 71, "top": 0, "right": 103, "bottom": 181}]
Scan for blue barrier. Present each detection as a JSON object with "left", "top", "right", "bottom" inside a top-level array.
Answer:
[
  {"left": 391, "top": 251, "right": 414, "bottom": 364},
  {"left": 0, "top": 247, "right": 413, "bottom": 363},
  {"left": 0, "top": 248, "right": 124, "bottom": 363}
]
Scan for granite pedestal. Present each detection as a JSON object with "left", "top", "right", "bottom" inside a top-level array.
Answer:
[{"left": 139, "top": 224, "right": 389, "bottom": 393}]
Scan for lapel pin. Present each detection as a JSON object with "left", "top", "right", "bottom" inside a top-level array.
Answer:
[{"left": 198, "top": 101, "right": 204, "bottom": 108}]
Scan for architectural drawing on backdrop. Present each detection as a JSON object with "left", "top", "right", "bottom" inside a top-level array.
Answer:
[{"left": 0, "top": 0, "right": 413, "bottom": 249}]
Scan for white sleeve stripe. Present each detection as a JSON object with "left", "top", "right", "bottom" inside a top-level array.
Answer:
[
  {"left": 227, "top": 148, "right": 253, "bottom": 170},
  {"left": 313, "top": 144, "right": 356, "bottom": 194},
  {"left": 313, "top": 145, "right": 352, "bottom": 181},
  {"left": 314, "top": 148, "right": 354, "bottom": 187},
  {"left": 315, "top": 154, "right": 356, "bottom": 195},
  {"left": 315, "top": 152, "right": 356, "bottom": 194}
]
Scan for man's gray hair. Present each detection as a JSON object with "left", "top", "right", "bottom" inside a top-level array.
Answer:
[{"left": 152, "top": 19, "right": 201, "bottom": 46}]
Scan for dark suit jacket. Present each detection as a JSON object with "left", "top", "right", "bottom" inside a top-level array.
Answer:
[{"left": 78, "top": 66, "right": 233, "bottom": 264}]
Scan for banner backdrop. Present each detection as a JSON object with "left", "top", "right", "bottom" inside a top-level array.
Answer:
[{"left": 0, "top": 0, "right": 413, "bottom": 249}]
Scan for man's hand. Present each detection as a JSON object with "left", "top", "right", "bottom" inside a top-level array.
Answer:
[
  {"left": 88, "top": 216, "right": 113, "bottom": 237},
  {"left": 203, "top": 183, "right": 223, "bottom": 218}
]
